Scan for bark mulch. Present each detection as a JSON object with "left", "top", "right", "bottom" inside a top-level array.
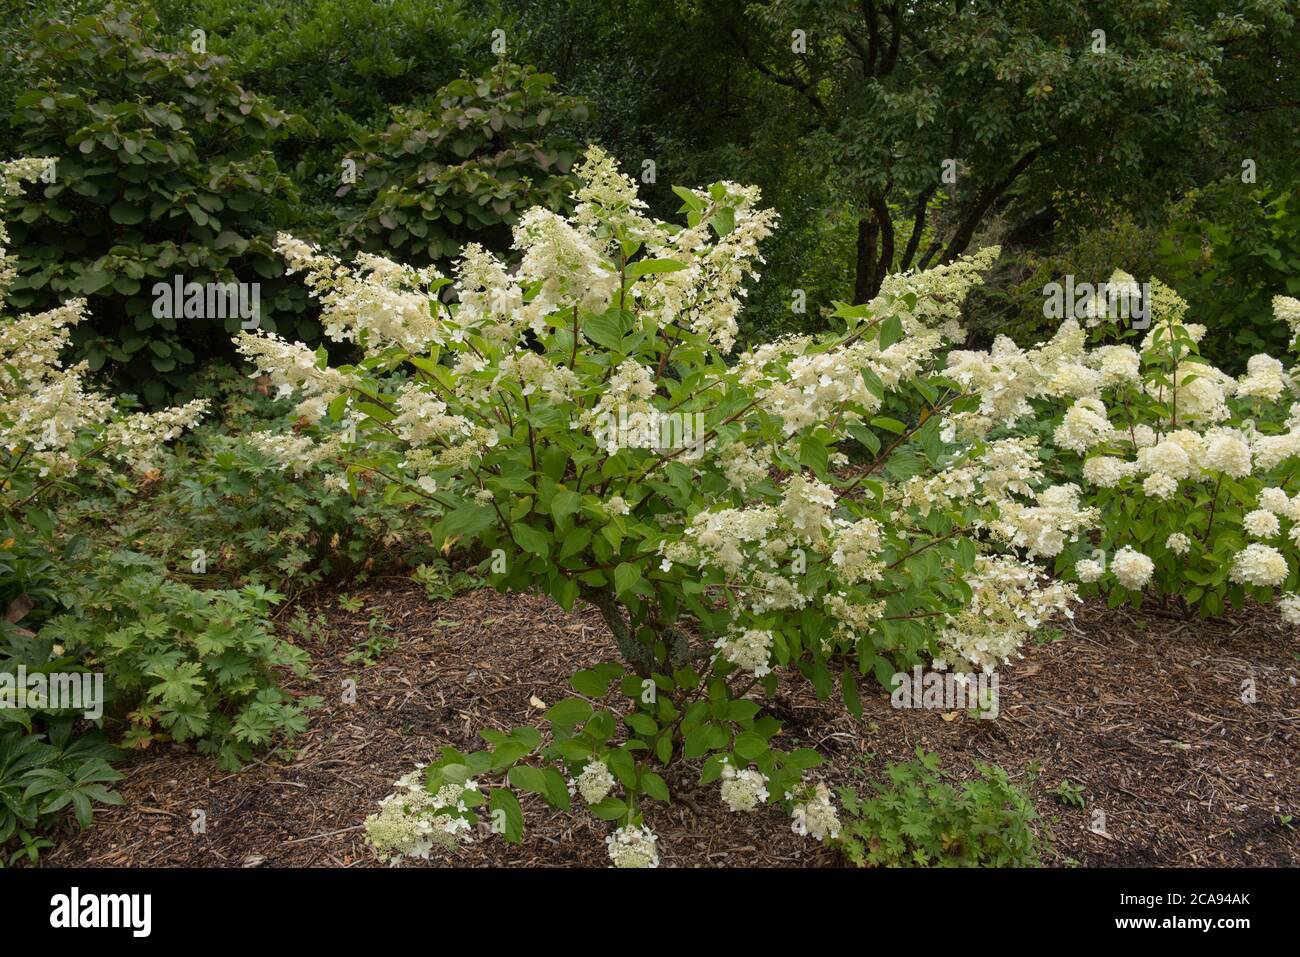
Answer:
[{"left": 43, "top": 581, "right": 1300, "bottom": 868}]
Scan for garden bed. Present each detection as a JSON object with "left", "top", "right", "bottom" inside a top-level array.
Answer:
[{"left": 44, "top": 583, "right": 1300, "bottom": 868}]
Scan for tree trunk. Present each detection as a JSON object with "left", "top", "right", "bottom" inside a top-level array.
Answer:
[{"left": 854, "top": 216, "right": 880, "bottom": 303}]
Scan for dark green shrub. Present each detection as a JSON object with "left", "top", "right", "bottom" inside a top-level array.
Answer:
[
  {"left": 835, "top": 750, "right": 1045, "bottom": 867},
  {"left": 1159, "top": 180, "right": 1300, "bottom": 371},
  {"left": 4, "top": 3, "right": 311, "bottom": 401},
  {"left": 341, "top": 61, "right": 587, "bottom": 264},
  {"left": 150, "top": 0, "right": 500, "bottom": 232}
]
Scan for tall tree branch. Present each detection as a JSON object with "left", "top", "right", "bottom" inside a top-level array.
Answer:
[
  {"left": 899, "top": 182, "right": 938, "bottom": 270},
  {"left": 938, "top": 145, "right": 1045, "bottom": 263}
]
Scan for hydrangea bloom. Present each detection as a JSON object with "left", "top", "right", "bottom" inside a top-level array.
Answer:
[
  {"left": 789, "top": 782, "right": 841, "bottom": 842},
  {"left": 1111, "top": 546, "right": 1155, "bottom": 591},
  {"left": 363, "top": 767, "right": 478, "bottom": 863},
  {"left": 1229, "top": 544, "right": 1289, "bottom": 588},
  {"left": 720, "top": 762, "right": 769, "bottom": 812},
  {"left": 576, "top": 760, "right": 616, "bottom": 805},
  {"left": 606, "top": 825, "right": 660, "bottom": 868}
]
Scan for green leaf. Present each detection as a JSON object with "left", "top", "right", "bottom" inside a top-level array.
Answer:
[
  {"left": 583, "top": 312, "right": 627, "bottom": 350},
  {"left": 511, "top": 523, "right": 551, "bottom": 557},
  {"left": 628, "top": 258, "right": 688, "bottom": 277},
  {"left": 588, "top": 797, "right": 628, "bottom": 821},
  {"left": 625, "top": 712, "right": 658, "bottom": 736},
  {"left": 109, "top": 201, "right": 145, "bottom": 225},
  {"left": 507, "top": 765, "right": 549, "bottom": 796},
  {"left": 799, "top": 436, "right": 829, "bottom": 474},
  {"left": 571, "top": 664, "right": 624, "bottom": 697},
  {"left": 546, "top": 697, "right": 593, "bottom": 728},
  {"left": 550, "top": 489, "right": 581, "bottom": 523},
  {"left": 733, "top": 731, "right": 768, "bottom": 760},
  {"left": 434, "top": 504, "right": 497, "bottom": 541},
  {"left": 488, "top": 788, "right": 523, "bottom": 843},
  {"left": 614, "top": 562, "right": 643, "bottom": 598},
  {"left": 640, "top": 771, "right": 670, "bottom": 802},
  {"left": 841, "top": 667, "right": 862, "bottom": 719},
  {"left": 880, "top": 314, "right": 904, "bottom": 350},
  {"left": 542, "top": 767, "right": 572, "bottom": 809}
]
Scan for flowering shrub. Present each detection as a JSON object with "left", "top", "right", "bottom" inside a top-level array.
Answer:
[
  {"left": 0, "top": 157, "right": 209, "bottom": 517},
  {"left": 1002, "top": 275, "right": 1300, "bottom": 617},
  {"left": 239, "top": 148, "right": 1086, "bottom": 864},
  {"left": 61, "top": 367, "right": 442, "bottom": 593},
  {"left": 2, "top": 155, "right": 313, "bottom": 779}
]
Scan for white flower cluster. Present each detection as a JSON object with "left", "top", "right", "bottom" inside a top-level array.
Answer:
[
  {"left": 363, "top": 766, "right": 478, "bottom": 864},
  {"left": 1110, "top": 546, "right": 1155, "bottom": 590},
  {"left": 788, "top": 782, "right": 841, "bottom": 842},
  {"left": 606, "top": 824, "right": 660, "bottom": 868},
  {"left": 938, "top": 556, "right": 1078, "bottom": 673},
  {"left": 575, "top": 759, "right": 616, "bottom": 805},
  {"left": 747, "top": 251, "right": 994, "bottom": 438},
  {"left": 713, "top": 627, "right": 774, "bottom": 677},
  {"left": 277, "top": 235, "right": 450, "bottom": 355},
  {"left": 1229, "top": 543, "right": 1289, "bottom": 588},
  {"left": 990, "top": 483, "right": 1097, "bottom": 558},
  {"left": 1273, "top": 295, "right": 1300, "bottom": 349},
  {"left": 720, "top": 761, "right": 769, "bottom": 812}
]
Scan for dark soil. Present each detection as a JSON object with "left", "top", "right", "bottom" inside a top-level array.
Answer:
[{"left": 43, "top": 581, "right": 1300, "bottom": 868}]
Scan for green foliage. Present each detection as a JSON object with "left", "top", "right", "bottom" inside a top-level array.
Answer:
[
  {"left": 1160, "top": 182, "right": 1300, "bottom": 372},
  {"left": 37, "top": 561, "right": 319, "bottom": 770},
  {"left": 0, "top": 721, "right": 124, "bottom": 866},
  {"left": 835, "top": 751, "right": 1045, "bottom": 867},
  {"left": 1051, "top": 779, "right": 1086, "bottom": 808},
  {"left": 420, "top": 668, "right": 826, "bottom": 841},
  {"left": 150, "top": 0, "right": 500, "bottom": 230},
  {"left": 411, "top": 558, "right": 480, "bottom": 601},
  {"left": 59, "top": 368, "right": 439, "bottom": 592},
  {"left": 4, "top": 3, "right": 310, "bottom": 400},
  {"left": 344, "top": 608, "right": 396, "bottom": 666},
  {"left": 341, "top": 62, "right": 587, "bottom": 264},
  {"left": 514, "top": 0, "right": 1298, "bottom": 313}
]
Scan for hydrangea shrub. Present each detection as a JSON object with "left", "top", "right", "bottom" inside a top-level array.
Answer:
[
  {"left": 2, "top": 156, "right": 313, "bottom": 773},
  {"left": 1, "top": 156, "right": 209, "bottom": 535},
  {"left": 239, "top": 148, "right": 1094, "bottom": 865},
  {"left": 1006, "top": 275, "right": 1300, "bottom": 619}
]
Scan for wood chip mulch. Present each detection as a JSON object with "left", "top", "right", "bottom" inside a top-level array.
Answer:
[{"left": 41, "top": 581, "right": 1300, "bottom": 868}]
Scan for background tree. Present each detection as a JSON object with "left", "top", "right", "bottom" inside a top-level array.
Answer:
[
  {"left": 711, "top": 0, "right": 1297, "bottom": 302},
  {"left": 341, "top": 62, "right": 589, "bottom": 264},
  {"left": 3, "top": 3, "right": 310, "bottom": 401}
]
